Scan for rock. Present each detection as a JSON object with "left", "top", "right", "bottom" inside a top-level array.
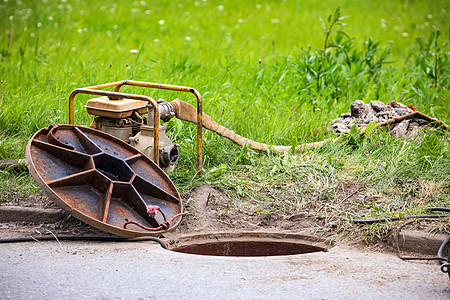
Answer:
[
  {"left": 365, "top": 104, "right": 377, "bottom": 116},
  {"left": 363, "top": 112, "right": 377, "bottom": 124},
  {"left": 336, "top": 123, "right": 350, "bottom": 133},
  {"left": 329, "top": 118, "right": 343, "bottom": 124},
  {"left": 350, "top": 100, "right": 367, "bottom": 118},
  {"left": 370, "top": 100, "right": 387, "bottom": 112},
  {"left": 341, "top": 112, "right": 351, "bottom": 118},
  {"left": 405, "top": 121, "right": 422, "bottom": 140},
  {"left": 329, "top": 123, "right": 350, "bottom": 134},
  {"left": 390, "top": 119, "right": 410, "bottom": 139},
  {"left": 377, "top": 109, "right": 397, "bottom": 119},
  {"left": 389, "top": 100, "right": 407, "bottom": 109},
  {"left": 395, "top": 108, "right": 413, "bottom": 117},
  {"left": 416, "top": 118, "right": 429, "bottom": 126}
]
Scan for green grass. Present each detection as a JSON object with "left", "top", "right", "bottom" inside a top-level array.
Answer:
[{"left": 0, "top": 0, "right": 449, "bottom": 241}]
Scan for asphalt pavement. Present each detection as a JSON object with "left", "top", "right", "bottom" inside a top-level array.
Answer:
[{"left": 1, "top": 240, "right": 448, "bottom": 299}]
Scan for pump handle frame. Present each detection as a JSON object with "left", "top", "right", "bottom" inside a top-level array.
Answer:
[{"left": 69, "top": 80, "right": 203, "bottom": 172}]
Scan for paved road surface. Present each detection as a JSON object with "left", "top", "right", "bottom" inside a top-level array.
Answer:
[{"left": 1, "top": 241, "right": 448, "bottom": 299}]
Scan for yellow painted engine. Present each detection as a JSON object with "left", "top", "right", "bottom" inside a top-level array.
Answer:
[{"left": 85, "top": 96, "right": 179, "bottom": 171}]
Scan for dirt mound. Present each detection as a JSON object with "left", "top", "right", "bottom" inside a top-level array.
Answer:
[{"left": 173, "top": 184, "right": 322, "bottom": 236}]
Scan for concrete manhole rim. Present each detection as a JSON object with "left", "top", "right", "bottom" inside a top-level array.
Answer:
[{"left": 169, "top": 231, "right": 333, "bottom": 257}]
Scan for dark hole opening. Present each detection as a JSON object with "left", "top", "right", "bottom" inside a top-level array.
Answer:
[
  {"left": 93, "top": 153, "right": 133, "bottom": 182},
  {"left": 172, "top": 240, "right": 326, "bottom": 257}
]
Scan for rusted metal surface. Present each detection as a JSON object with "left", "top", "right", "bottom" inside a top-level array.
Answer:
[
  {"left": 171, "top": 232, "right": 329, "bottom": 257},
  {"left": 25, "top": 124, "right": 183, "bottom": 237},
  {"left": 68, "top": 80, "right": 203, "bottom": 172},
  {"left": 173, "top": 240, "right": 325, "bottom": 257}
]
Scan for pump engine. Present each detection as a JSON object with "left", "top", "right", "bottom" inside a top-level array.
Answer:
[{"left": 85, "top": 96, "right": 179, "bottom": 171}]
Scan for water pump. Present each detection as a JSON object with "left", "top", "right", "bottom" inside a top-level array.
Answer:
[
  {"left": 68, "top": 80, "right": 204, "bottom": 172},
  {"left": 85, "top": 96, "right": 179, "bottom": 170}
]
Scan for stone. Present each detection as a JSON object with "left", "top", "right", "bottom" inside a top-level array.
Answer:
[
  {"left": 405, "top": 121, "right": 423, "bottom": 140},
  {"left": 334, "top": 123, "right": 350, "bottom": 134},
  {"left": 363, "top": 112, "right": 377, "bottom": 124},
  {"left": 394, "top": 108, "right": 413, "bottom": 117},
  {"left": 416, "top": 118, "right": 429, "bottom": 126},
  {"left": 328, "top": 123, "right": 350, "bottom": 134},
  {"left": 365, "top": 104, "right": 377, "bottom": 116},
  {"left": 329, "top": 118, "right": 343, "bottom": 124},
  {"left": 350, "top": 100, "right": 367, "bottom": 118},
  {"left": 389, "top": 100, "right": 407, "bottom": 109},
  {"left": 390, "top": 119, "right": 410, "bottom": 139},
  {"left": 370, "top": 100, "right": 387, "bottom": 112}
]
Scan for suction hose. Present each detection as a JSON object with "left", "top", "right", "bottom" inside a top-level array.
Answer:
[{"left": 170, "top": 99, "right": 337, "bottom": 153}]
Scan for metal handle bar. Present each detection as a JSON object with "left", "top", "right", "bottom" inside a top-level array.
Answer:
[
  {"left": 69, "top": 80, "right": 203, "bottom": 172},
  {"left": 69, "top": 88, "right": 160, "bottom": 166}
]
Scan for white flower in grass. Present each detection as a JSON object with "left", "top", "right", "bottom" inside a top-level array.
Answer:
[
  {"left": 184, "top": 36, "right": 191, "bottom": 41},
  {"left": 48, "top": 16, "right": 53, "bottom": 21},
  {"left": 393, "top": 26, "right": 399, "bottom": 31},
  {"left": 140, "top": 1, "right": 147, "bottom": 5},
  {"left": 30, "top": 33, "right": 35, "bottom": 37},
  {"left": 77, "top": 28, "right": 82, "bottom": 33},
  {"left": 271, "top": 18, "right": 280, "bottom": 24},
  {"left": 37, "top": 22, "right": 42, "bottom": 27},
  {"left": 424, "top": 22, "right": 429, "bottom": 27},
  {"left": 9, "top": 15, "right": 13, "bottom": 20},
  {"left": 153, "top": 39, "right": 160, "bottom": 43},
  {"left": 113, "top": 25, "right": 119, "bottom": 30},
  {"left": 195, "top": 1, "right": 200, "bottom": 6},
  {"left": 72, "top": 47, "right": 76, "bottom": 51},
  {"left": 130, "top": 49, "right": 139, "bottom": 54},
  {"left": 381, "top": 23, "right": 387, "bottom": 28},
  {"left": 256, "top": 4, "right": 261, "bottom": 9},
  {"left": 145, "top": 10, "right": 151, "bottom": 14},
  {"left": 238, "top": 19, "right": 244, "bottom": 24},
  {"left": 401, "top": 32, "right": 409, "bottom": 37},
  {"left": 158, "top": 20, "right": 165, "bottom": 25},
  {"left": 427, "top": 14, "right": 432, "bottom": 19},
  {"left": 217, "top": 5, "right": 224, "bottom": 10}
]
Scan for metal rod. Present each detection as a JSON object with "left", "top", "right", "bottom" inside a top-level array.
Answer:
[{"left": 68, "top": 88, "right": 160, "bottom": 166}]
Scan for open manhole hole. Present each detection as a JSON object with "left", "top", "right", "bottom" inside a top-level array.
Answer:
[{"left": 171, "top": 232, "right": 330, "bottom": 257}]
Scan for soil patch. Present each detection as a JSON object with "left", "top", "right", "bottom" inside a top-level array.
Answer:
[
  {"left": 173, "top": 184, "right": 322, "bottom": 236},
  {"left": 0, "top": 184, "right": 447, "bottom": 258}
]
